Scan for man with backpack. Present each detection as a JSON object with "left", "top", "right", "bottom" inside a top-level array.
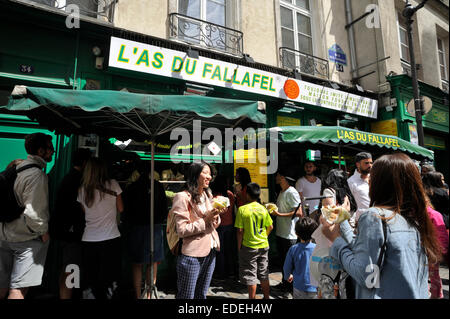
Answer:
[{"left": 0, "top": 133, "right": 54, "bottom": 299}]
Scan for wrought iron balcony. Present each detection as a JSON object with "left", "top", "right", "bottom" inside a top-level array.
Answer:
[
  {"left": 169, "top": 13, "right": 243, "bottom": 56},
  {"left": 280, "top": 47, "right": 329, "bottom": 80},
  {"left": 26, "top": 0, "right": 116, "bottom": 23}
]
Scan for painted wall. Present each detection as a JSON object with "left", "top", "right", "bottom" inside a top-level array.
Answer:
[
  {"left": 110, "top": 0, "right": 448, "bottom": 94},
  {"left": 377, "top": 0, "right": 448, "bottom": 92},
  {"left": 328, "top": 0, "right": 449, "bottom": 95},
  {"left": 415, "top": 1, "right": 449, "bottom": 88},
  {"left": 113, "top": 0, "right": 168, "bottom": 38},
  {"left": 241, "top": 0, "right": 278, "bottom": 66},
  {"left": 320, "top": 0, "right": 354, "bottom": 86}
]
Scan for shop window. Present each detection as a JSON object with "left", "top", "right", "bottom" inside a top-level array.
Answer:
[{"left": 437, "top": 38, "right": 449, "bottom": 93}]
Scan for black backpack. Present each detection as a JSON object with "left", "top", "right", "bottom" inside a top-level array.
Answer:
[{"left": 0, "top": 163, "right": 41, "bottom": 223}]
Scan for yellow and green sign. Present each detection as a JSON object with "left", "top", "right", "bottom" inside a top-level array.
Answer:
[
  {"left": 273, "top": 126, "right": 433, "bottom": 160},
  {"left": 109, "top": 37, "right": 378, "bottom": 119}
]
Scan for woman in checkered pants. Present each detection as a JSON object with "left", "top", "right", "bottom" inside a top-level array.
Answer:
[{"left": 171, "top": 162, "right": 226, "bottom": 299}]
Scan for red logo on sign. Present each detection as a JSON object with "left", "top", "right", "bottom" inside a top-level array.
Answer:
[{"left": 283, "top": 79, "right": 300, "bottom": 99}]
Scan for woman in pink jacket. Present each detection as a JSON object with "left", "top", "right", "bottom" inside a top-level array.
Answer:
[
  {"left": 171, "top": 162, "right": 225, "bottom": 299},
  {"left": 426, "top": 197, "right": 448, "bottom": 299}
]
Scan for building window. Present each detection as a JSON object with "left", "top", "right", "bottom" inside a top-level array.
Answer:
[
  {"left": 179, "top": 0, "right": 226, "bottom": 28},
  {"left": 280, "top": 0, "right": 313, "bottom": 55},
  {"left": 280, "top": 0, "right": 321, "bottom": 76},
  {"left": 437, "top": 38, "right": 449, "bottom": 92},
  {"left": 178, "top": 0, "right": 225, "bottom": 50},
  {"left": 171, "top": 0, "right": 242, "bottom": 55},
  {"left": 397, "top": 14, "right": 411, "bottom": 75}
]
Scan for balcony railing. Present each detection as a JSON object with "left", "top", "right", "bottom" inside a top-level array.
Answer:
[
  {"left": 280, "top": 47, "right": 329, "bottom": 80},
  {"left": 27, "top": 0, "right": 116, "bottom": 23},
  {"left": 169, "top": 13, "right": 243, "bottom": 56}
]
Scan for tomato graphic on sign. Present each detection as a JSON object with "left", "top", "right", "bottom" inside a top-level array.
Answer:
[{"left": 283, "top": 79, "right": 300, "bottom": 99}]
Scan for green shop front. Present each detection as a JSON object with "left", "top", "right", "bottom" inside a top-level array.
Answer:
[
  {"left": 1, "top": 0, "right": 384, "bottom": 297},
  {"left": 381, "top": 74, "right": 449, "bottom": 179}
]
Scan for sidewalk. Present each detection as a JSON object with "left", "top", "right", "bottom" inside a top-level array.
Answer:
[
  {"left": 154, "top": 271, "right": 289, "bottom": 299},
  {"left": 154, "top": 264, "right": 450, "bottom": 299}
]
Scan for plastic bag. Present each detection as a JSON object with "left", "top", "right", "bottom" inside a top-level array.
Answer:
[
  {"left": 309, "top": 224, "right": 334, "bottom": 283},
  {"left": 309, "top": 220, "right": 350, "bottom": 299}
]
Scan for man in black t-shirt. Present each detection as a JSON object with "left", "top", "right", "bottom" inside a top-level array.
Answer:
[
  {"left": 122, "top": 166, "right": 169, "bottom": 299},
  {"left": 50, "top": 148, "right": 91, "bottom": 299}
]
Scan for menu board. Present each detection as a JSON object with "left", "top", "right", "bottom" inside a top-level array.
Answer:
[
  {"left": 277, "top": 115, "right": 301, "bottom": 127},
  {"left": 233, "top": 148, "right": 268, "bottom": 188},
  {"left": 370, "top": 119, "right": 398, "bottom": 136}
]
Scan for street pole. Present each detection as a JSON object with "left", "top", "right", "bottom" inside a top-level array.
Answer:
[{"left": 402, "top": 0, "right": 428, "bottom": 147}]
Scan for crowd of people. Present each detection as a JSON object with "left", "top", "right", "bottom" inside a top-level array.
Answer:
[{"left": 0, "top": 133, "right": 448, "bottom": 300}]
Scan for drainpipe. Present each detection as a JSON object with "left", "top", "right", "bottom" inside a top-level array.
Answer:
[{"left": 345, "top": 0, "right": 359, "bottom": 83}]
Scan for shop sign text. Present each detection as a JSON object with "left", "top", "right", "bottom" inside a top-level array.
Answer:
[{"left": 109, "top": 37, "right": 378, "bottom": 118}]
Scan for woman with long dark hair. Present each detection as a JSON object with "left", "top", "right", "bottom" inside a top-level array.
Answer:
[
  {"left": 171, "top": 161, "right": 225, "bottom": 299},
  {"left": 424, "top": 195, "right": 448, "bottom": 299},
  {"left": 310, "top": 168, "right": 356, "bottom": 298},
  {"left": 77, "top": 157, "right": 124, "bottom": 299},
  {"left": 319, "top": 168, "right": 357, "bottom": 214},
  {"left": 321, "top": 153, "right": 441, "bottom": 298},
  {"left": 122, "top": 162, "right": 168, "bottom": 299}
]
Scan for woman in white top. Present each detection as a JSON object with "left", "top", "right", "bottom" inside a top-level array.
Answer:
[{"left": 77, "top": 157, "right": 123, "bottom": 299}]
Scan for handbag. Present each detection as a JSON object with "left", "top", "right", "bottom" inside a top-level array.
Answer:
[{"left": 166, "top": 195, "right": 192, "bottom": 256}]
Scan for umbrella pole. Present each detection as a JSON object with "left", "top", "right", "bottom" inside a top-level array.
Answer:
[
  {"left": 338, "top": 145, "right": 342, "bottom": 170},
  {"left": 149, "top": 140, "right": 157, "bottom": 299}
]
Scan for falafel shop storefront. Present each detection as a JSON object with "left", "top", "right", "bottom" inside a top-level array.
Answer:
[{"left": 0, "top": 84, "right": 267, "bottom": 295}]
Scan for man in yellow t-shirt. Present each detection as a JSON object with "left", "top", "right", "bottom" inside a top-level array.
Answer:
[{"left": 235, "top": 183, "right": 273, "bottom": 299}]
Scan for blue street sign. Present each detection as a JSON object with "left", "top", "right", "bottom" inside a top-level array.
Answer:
[{"left": 328, "top": 44, "right": 347, "bottom": 66}]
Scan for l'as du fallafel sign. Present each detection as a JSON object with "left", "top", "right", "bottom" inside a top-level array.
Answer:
[{"left": 108, "top": 36, "right": 378, "bottom": 118}]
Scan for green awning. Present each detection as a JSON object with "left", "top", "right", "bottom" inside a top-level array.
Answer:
[
  {"left": 1, "top": 86, "right": 266, "bottom": 141},
  {"left": 268, "top": 126, "right": 433, "bottom": 160},
  {"left": 0, "top": 85, "right": 268, "bottom": 281}
]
